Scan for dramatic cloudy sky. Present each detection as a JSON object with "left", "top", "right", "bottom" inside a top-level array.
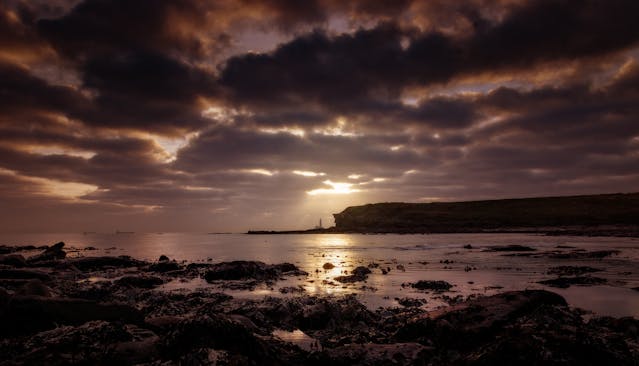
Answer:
[{"left": 1, "top": 0, "right": 638, "bottom": 232}]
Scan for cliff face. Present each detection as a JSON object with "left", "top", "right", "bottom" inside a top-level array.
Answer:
[{"left": 332, "top": 193, "right": 639, "bottom": 233}]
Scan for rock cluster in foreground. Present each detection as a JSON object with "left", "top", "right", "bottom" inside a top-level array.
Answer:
[{"left": 0, "top": 243, "right": 638, "bottom": 365}]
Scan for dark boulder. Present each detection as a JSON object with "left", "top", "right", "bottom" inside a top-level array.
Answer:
[
  {"left": 275, "top": 262, "right": 306, "bottom": 274},
  {"left": 538, "top": 276, "right": 607, "bottom": 288},
  {"left": 115, "top": 275, "right": 164, "bottom": 289},
  {"left": 68, "top": 256, "right": 145, "bottom": 271},
  {"left": 0, "top": 269, "right": 51, "bottom": 281},
  {"left": 295, "top": 295, "right": 376, "bottom": 332},
  {"left": 394, "top": 290, "right": 566, "bottom": 346},
  {"left": 159, "top": 314, "right": 276, "bottom": 362},
  {"left": 549, "top": 249, "right": 620, "bottom": 259},
  {"left": 205, "top": 261, "right": 277, "bottom": 281},
  {"left": 148, "top": 261, "right": 180, "bottom": 273},
  {"left": 28, "top": 242, "right": 66, "bottom": 263},
  {"left": 396, "top": 297, "right": 427, "bottom": 307},
  {"left": 0, "top": 254, "right": 27, "bottom": 267},
  {"left": 334, "top": 266, "right": 371, "bottom": 283},
  {"left": 3, "top": 321, "right": 159, "bottom": 365},
  {"left": 203, "top": 261, "right": 305, "bottom": 282},
  {"left": 411, "top": 280, "right": 452, "bottom": 291},
  {"left": 321, "top": 342, "right": 431, "bottom": 366},
  {"left": 323, "top": 262, "right": 335, "bottom": 270},
  {"left": 158, "top": 255, "right": 170, "bottom": 262},
  {"left": 547, "top": 265, "right": 602, "bottom": 276},
  {"left": 483, "top": 245, "right": 536, "bottom": 252},
  {"left": 16, "top": 279, "right": 52, "bottom": 297},
  {"left": 1, "top": 295, "right": 143, "bottom": 336}
]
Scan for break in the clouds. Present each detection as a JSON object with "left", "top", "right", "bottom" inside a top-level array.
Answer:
[{"left": 1, "top": 0, "right": 638, "bottom": 232}]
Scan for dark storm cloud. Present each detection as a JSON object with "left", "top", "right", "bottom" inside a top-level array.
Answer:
[
  {"left": 25, "top": 0, "right": 221, "bottom": 134},
  {"left": 0, "top": 54, "right": 216, "bottom": 134},
  {"left": 0, "top": 60, "right": 87, "bottom": 118},
  {"left": 79, "top": 50, "right": 218, "bottom": 132},
  {"left": 37, "top": 0, "right": 215, "bottom": 59},
  {"left": 0, "top": 131, "right": 179, "bottom": 190},
  {"left": 0, "top": 3, "right": 42, "bottom": 55},
  {"left": 220, "top": 0, "right": 639, "bottom": 109}
]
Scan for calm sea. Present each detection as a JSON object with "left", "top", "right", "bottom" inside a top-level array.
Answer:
[{"left": 2, "top": 232, "right": 639, "bottom": 317}]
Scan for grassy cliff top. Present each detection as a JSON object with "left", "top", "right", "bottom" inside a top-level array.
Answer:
[{"left": 333, "top": 192, "right": 639, "bottom": 233}]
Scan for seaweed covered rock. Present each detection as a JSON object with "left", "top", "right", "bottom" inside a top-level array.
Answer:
[
  {"left": 68, "top": 256, "right": 146, "bottom": 271},
  {"left": 115, "top": 275, "right": 164, "bottom": 289},
  {"left": 148, "top": 261, "right": 181, "bottom": 273},
  {"left": 320, "top": 342, "right": 431, "bottom": 366},
  {"left": 0, "top": 268, "right": 51, "bottom": 281},
  {"left": 395, "top": 290, "right": 566, "bottom": 345},
  {"left": 538, "top": 276, "right": 607, "bottom": 288},
  {"left": 1, "top": 295, "right": 143, "bottom": 336},
  {"left": 27, "top": 242, "right": 67, "bottom": 263},
  {"left": 1, "top": 321, "right": 159, "bottom": 365},
  {"left": 334, "top": 266, "right": 372, "bottom": 283},
  {"left": 411, "top": 280, "right": 452, "bottom": 291},
  {"left": 0, "top": 254, "right": 27, "bottom": 267},
  {"left": 159, "top": 314, "right": 298, "bottom": 364},
  {"left": 389, "top": 290, "right": 639, "bottom": 365},
  {"left": 203, "top": 261, "right": 305, "bottom": 282}
]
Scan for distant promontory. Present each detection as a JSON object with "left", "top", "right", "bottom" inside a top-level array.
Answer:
[
  {"left": 249, "top": 192, "right": 639, "bottom": 236},
  {"left": 332, "top": 192, "right": 639, "bottom": 235}
]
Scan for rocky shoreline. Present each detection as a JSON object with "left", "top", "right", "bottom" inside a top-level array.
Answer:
[{"left": 1, "top": 242, "right": 638, "bottom": 365}]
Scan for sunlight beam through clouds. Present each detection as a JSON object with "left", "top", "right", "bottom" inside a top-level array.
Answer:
[
  {"left": 307, "top": 180, "right": 361, "bottom": 195},
  {"left": 293, "top": 170, "right": 326, "bottom": 177}
]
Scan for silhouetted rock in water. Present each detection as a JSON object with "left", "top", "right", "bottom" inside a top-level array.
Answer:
[
  {"left": 547, "top": 249, "right": 620, "bottom": 259},
  {"left": 203, "top": 261, "right": 306, "bottom": 282},
  {"left": 68, "top": 256, "right": 145, "bottom": 271},
  {"left": 274, "top": 262, "right": 306, "bottom": 275},
  {"left": 323, "top": 262, "right": 335, "bottom": 270},
  {"left": 28, "top": 242, "right": 66, "bottom": 263},
  {"left": 279, "top": 286, "right": 306, "bottom": 294},
  {"left": 547, "top": 265, "right": 603, "bottom": 276},
  {"left": 0, "top": 253, "right": 27, "bottom": 267},
  {"left": 1, "top": 295, "right": 143, "bottom": 336},
  {"left": 411, "top": 280, "right": 452, "bottom": 291},
  {"left": 396, "top": 297, "right": 427, "bottom": 307},
  {"left": 463, "top": 244, "right": 473, "bottom": 249},
  {"left": 115, "top": 275, "right": 164, "bottom": 289},
  {"left": 334, "top": 266, "right": 371, "bottom": 283},
  {"left": 0, "top": 245, "right": 45, "bottom": 254},
  {"left": 158, "top": 255, "right": 170, "bottom": 262},
  {"left": 633, "top": 287, "right": 639, "bottom": 292},
  {"left": 321, "top": 342, "right": 431, "bottom": 366},
  {"left": 483, "top": 244, "right": 536, "bottom": 252},
  {"left": 538, "top": 276, "right": 608, "bottom": 288},
  {"left": 148, "top": 261, "right": 180, "bottom": 273},
  {"left": 0, "top": 268, "right": 51, "bottom": 281}
]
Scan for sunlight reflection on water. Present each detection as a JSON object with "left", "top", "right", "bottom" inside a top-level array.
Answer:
[{"left": 3, "top": 232, "right": 639, "bottom": 317}]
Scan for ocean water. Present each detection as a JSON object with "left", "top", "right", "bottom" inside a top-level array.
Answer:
[{"left": 2, "top": 232, "right": 639, "bottom": 318}]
